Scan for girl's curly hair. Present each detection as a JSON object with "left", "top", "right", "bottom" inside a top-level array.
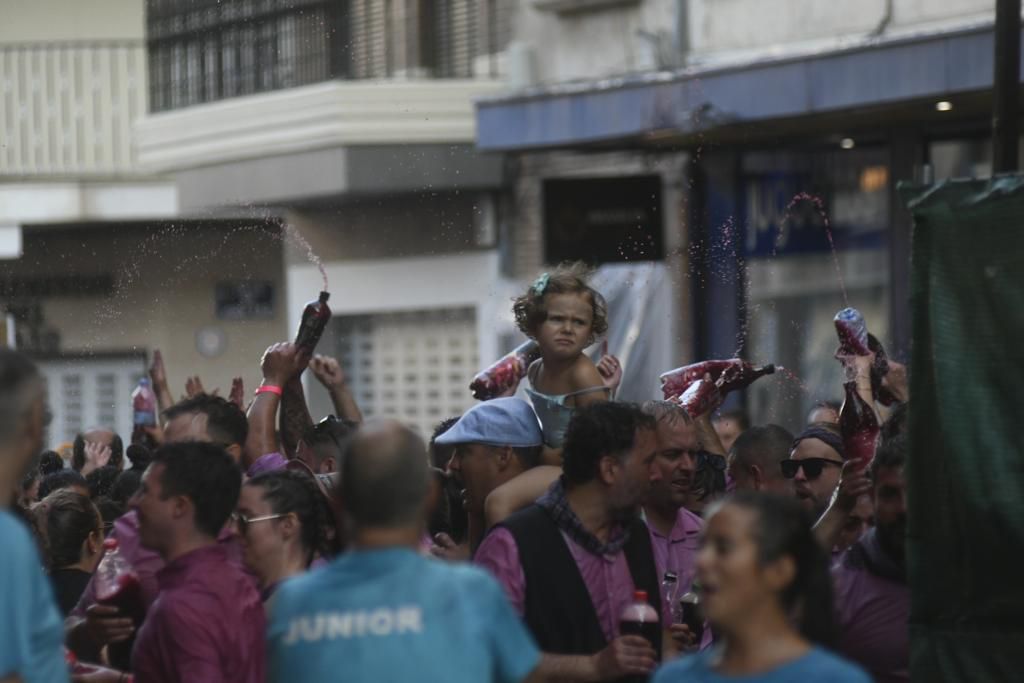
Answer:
[{"left": 513, "top": 261, "right": 609, "bottom": 341}]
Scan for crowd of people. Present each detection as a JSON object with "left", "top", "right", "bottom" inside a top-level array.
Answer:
[{"left": 2, "top": 262, "right": 910, "bottom": 682}]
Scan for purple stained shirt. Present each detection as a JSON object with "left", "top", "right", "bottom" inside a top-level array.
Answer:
[
  {"left": 475, "top": 526, "right": 639, "bottom": 643},
  {"left": 832, "top": 551, "right": 910, "bottom": 683},
  {"left": 72, "top": 510, "right": 248, "bottom": 619},
  {"left": 132, "top": 544, "right": 266, "bottom": 683},
  {"left": 246, "top": 451, "right": 288, "bottom": 478}
]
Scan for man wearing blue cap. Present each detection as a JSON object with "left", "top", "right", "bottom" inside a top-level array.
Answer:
[{"left": 435, "top": 398, "right": 544, "bottom": 552}]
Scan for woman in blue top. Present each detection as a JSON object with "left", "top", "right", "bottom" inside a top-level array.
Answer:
[{"left": 653, "top": 492, "right": 871, "bottom": 683}]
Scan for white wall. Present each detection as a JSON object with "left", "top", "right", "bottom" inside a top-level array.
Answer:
[
  {"left": 515, "top": 0, "right": 679, "bottom": 84},
  {"left": 687, "top": 0, "right": 993, "bottom": 57},
  {"left": 513, "top": 0, "right": 995, "bottom": 86},
  {"left": 0, "top": 0, "right": 144, "bottom": 42}
]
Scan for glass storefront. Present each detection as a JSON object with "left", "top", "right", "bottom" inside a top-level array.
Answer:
[{"left": 739, "top": 146, "right": 891, "bottom": 430}]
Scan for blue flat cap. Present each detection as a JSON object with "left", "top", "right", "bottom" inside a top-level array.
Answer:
[{"left": 434, "top": 398, "right": 543, "bottom": 448}]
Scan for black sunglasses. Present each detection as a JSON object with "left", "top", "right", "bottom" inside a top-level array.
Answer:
[{"left": 780, "top": 458, "right": 844, "bottom": 480}]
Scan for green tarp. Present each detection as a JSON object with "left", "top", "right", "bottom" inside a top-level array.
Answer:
[{"left": 901, "top": 177, "right": 1024, "bottom": 681}]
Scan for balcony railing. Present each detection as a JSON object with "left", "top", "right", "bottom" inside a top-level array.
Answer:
[
  {"left": 146, "top": 0, "right": 514, "bottom": 113},
  {"left": 0, "top": 42, "right": 147, "bottom": 178}
]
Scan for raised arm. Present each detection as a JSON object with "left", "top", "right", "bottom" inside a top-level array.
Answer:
[
  {"left": 309, "top": 355, "right": 363, "bottom": 424},
  {"left": 148, "top": 350, "right": 175, "bottom": 422},
  {"left": 484, "top": 466, "right": 561, "bottom": 530},
  {"left": 245, "top": 343, "right": 306, "bottom": 469},
  {"left": 279, "top": 376, "right": 314, "bottom": 459}
]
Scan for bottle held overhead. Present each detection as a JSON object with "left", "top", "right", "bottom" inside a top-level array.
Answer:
[
  {"left": 295, "top": 291, "right": 332, "bottom": 354},
  {"left": 469, "top": 340, "right": 541, "bottom": 400}
]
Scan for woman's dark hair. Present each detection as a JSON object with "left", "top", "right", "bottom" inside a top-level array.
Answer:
[
  {"left": 111, "top": 469, "right": 142, "bottom": 505},
  {"left": 125, "top": 444, "right": 153, "bottom": 472},
  {"left": 429, "top": 417, "right": 460, "bottom": 470},
  {"left": 94, "top": 497, "right": 125, "bottom": 531},
  {"left": 38, "top": 470, "right": 87, "bottom": 500},
  {"left": 720, "top": 492, "right": 837, "bottom": 647},
  {"left": 513, "top": 261, "right": 609, "bottom": 341},
  {"left": 38, "top": 450, "right": 66, "bottom": 476},
  {"left": 86, "top": 465, "right": 121, "bottom": 500},
  {"left": 40, "top": 489, "right": 101, "bottom": 570},
  {"left": 246, "top": 470, "right": 339, "bottom": 565},
  {"left": 427, "top": 467, "right": 452, "bottom": 539}
]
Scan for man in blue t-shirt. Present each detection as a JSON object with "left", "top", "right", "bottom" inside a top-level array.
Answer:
[
  {"left": 267, "top": 419, "right": 540, "bottom": 683},
  {"left": 0, "top": 350, "right": 68, "bottom": 683}
]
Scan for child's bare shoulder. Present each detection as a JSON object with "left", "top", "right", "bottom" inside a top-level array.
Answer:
[{"left": 569, "top": 354, "right": 604, "bottom": 390}]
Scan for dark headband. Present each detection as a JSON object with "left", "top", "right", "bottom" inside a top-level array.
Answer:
[{"left": 792, "top": 425, "right": 846, "bottom": 460}]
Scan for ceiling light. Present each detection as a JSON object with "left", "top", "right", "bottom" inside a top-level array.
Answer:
[
  {"left": 840, "top": 138, "right": 855, "bottom": 150},
  {"left": 936, "top": 100, "right": 953, "bottom": 112}
]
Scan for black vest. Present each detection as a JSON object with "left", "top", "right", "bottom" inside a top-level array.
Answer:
[{"left": 498, "top": 504, "right": 663, "bottom": 660}]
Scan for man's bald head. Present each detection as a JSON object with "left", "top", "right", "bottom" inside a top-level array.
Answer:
[
  {"left": 341, "top": 419, "right": 429, "bottom": 529},
  {"left": 727, "top": 424, "right": 794, "bottom": 495}
]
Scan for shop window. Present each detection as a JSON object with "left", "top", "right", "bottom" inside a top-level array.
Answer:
[{"left": 543, "top": 175, "right": 665, "bottom": 265}]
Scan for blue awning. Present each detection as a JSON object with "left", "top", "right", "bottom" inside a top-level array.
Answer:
[{"left": 476, "top": 24, "right": 1019, "bottom": 152}]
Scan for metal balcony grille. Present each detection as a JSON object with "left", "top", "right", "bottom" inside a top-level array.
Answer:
[{"left": 146, "top": 0, "right": 513, "bottom": 113}]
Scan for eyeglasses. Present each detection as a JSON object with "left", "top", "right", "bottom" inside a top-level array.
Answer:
[
  {"left": 230, "top": 512, "right": 288, "bottom": 535},
  {"left": 780, "top": 458, "right": 844, "bottom": 480}
]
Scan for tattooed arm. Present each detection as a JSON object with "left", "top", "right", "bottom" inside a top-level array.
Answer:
[{"left": 279, "top": 376, "right": 314, "bottom": 459}]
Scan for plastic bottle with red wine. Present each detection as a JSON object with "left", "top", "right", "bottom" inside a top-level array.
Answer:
[
  {"left": 660, "top": 359, "right": 775, "bottom": 401},
  {"left": 131, "top": 378, "right": 157, "bottom": 447},
  {"left": 294, "top": 291, "right": 332, "bottom": 354},
  {"left": 469, "top": 340, "right": 541, "bottom": 400},
  {"left": 95, "top": 538, "right": 145, "bottom": 669}
]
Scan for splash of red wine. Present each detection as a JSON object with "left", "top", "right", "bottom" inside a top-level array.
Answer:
[{"left": 775, "top": 193, "right": 848, "bottom": 307}]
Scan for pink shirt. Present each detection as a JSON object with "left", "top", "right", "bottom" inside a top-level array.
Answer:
[
  {"left": 832, "top": 553, "right": 910, "bottom": 683},
  {"left": 132, "top": 544, "right": 265, "bottom": 683},
  {"left": 72, "top": 511, "right": 247, "bottom": 619},
  {"left": 475, "top": 526, "right": 639, "bottom": 643},
  {"left": 646, "top": 507, "right": 702, "bottom": 594},
  {"left": 646, "top": 507, "right": 702, "bottom": 628}
]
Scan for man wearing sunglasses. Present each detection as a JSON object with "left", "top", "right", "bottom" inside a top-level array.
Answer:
[
  {"left": 783, "top": 423, "right": 847, "bottom": 519},
  {"left": 727, "top": 424, "right": 795, "bottom": 496}
]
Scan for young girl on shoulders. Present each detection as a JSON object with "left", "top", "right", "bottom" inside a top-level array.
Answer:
[{"left": 513, "top": 263, "right": 620, "bottom": 453}]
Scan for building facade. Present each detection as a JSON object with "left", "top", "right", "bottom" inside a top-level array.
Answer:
[
  {"left": 477, "top": 0, "right": 1013, "bottom": 428},
  {"left": 0, "top": 0, "right": 289, "bottom": 444},
  {"left": 131, "top": 0, "right": 523, "bottom": 436}
]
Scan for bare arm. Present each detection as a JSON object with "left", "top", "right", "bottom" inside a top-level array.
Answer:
[
  {"left": 245, "top": 392, "right": 281, "bottom": 470},
  {"left": 530, "top": 636, "right": 656, "bottom": 682},
  {"left": 530, "top": 653, "right": 600, "bottom": 682},
  {"left": 148, "top": 350, "right": 175, "bottom": 422},
  {"left": 813, "top": 460, "right": 873, "bottom": 549},
  {"left": 882, "top": 359, "right": 910, "bottom": 403},
  {"left": 245, "top": 343, "right": 306, "bottom": 468},
  {"left": 279, "top": 377, "right": 313, "bottom": 459},
  {"left": 309, "top": 355, "right": 363, "bottom": 424},
  {"left": 569, "top": 360, "right": 611, "bottom": 409},
  {"left": 693, "top": 413, "right": 727, "bottom": 457},
  {"left": 484, "top": 466, "right": 561, "bottom": 530}
]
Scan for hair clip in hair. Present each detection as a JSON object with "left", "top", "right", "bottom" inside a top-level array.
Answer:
[{"left": 531, "top": 273, "right": 550, "bottom": 296}]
